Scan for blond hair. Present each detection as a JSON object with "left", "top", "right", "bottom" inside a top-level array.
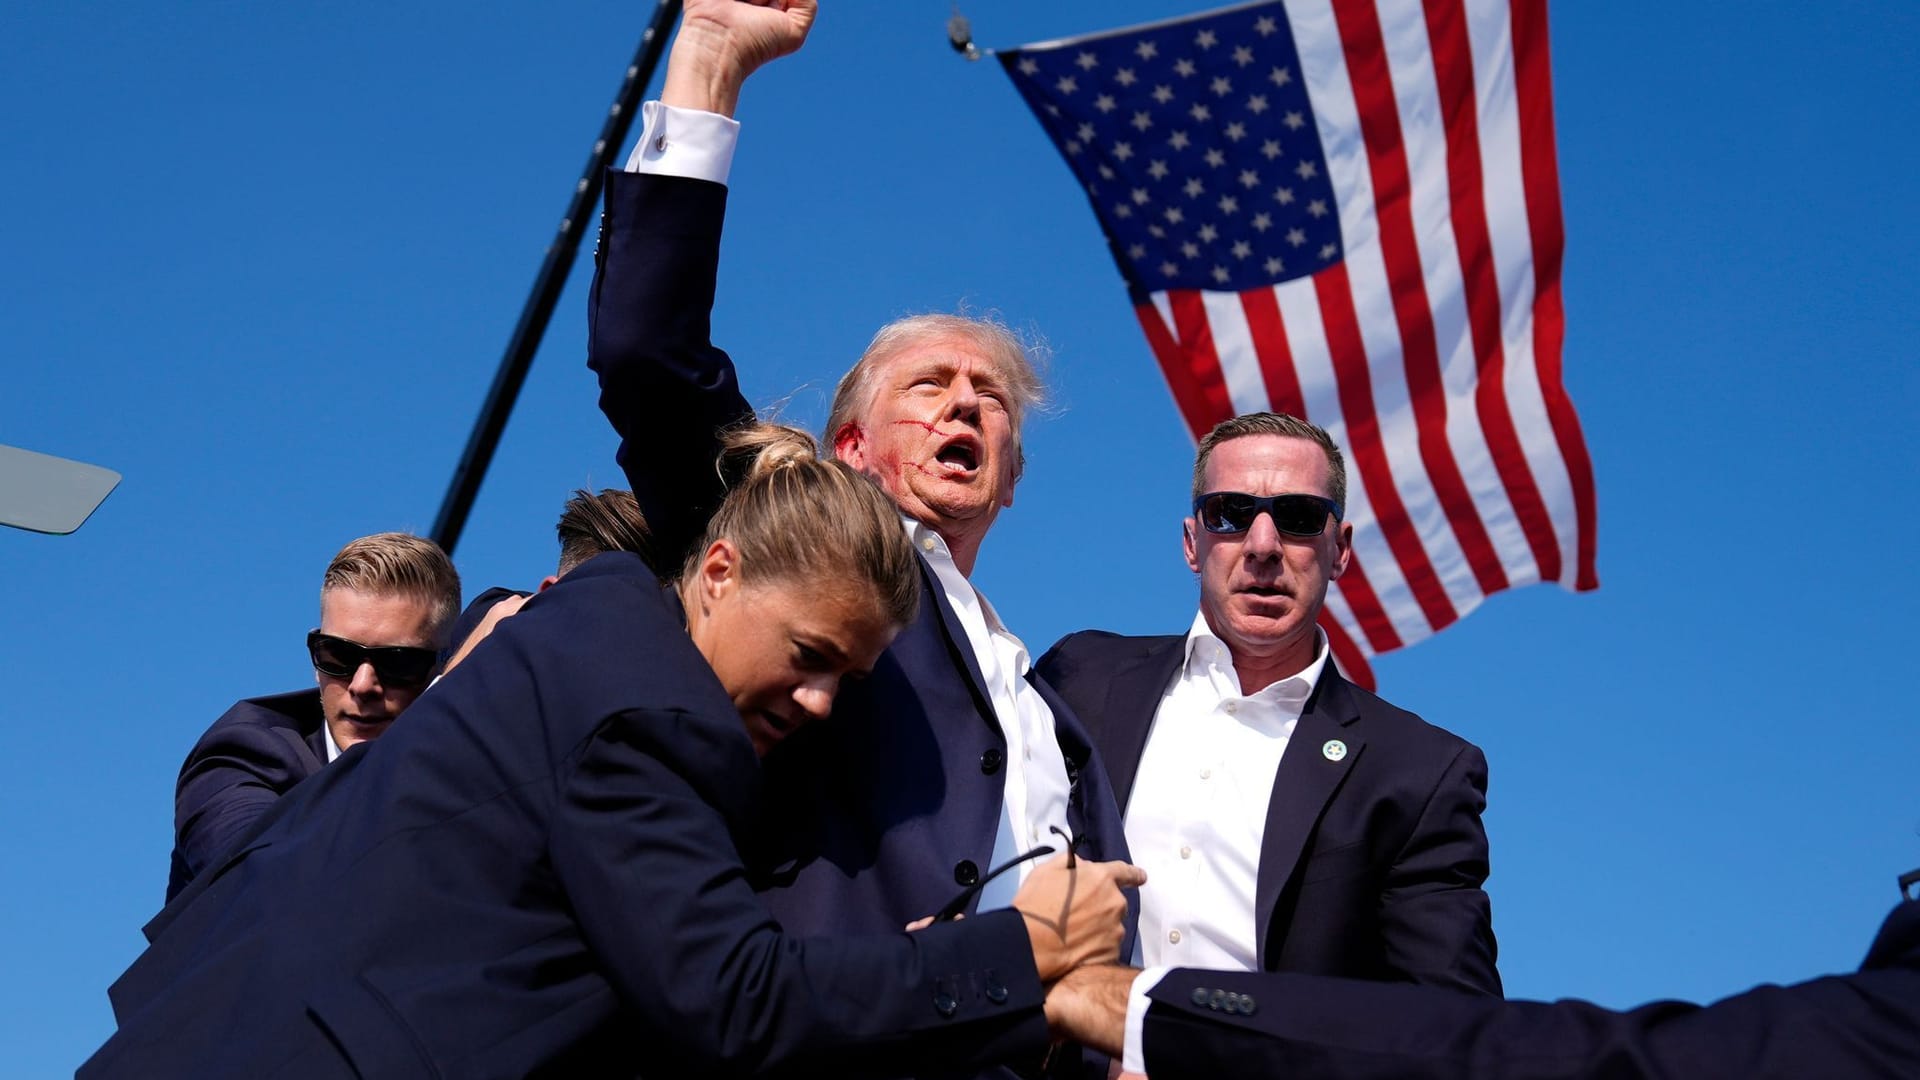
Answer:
[
  {"left": 825, "top": 313, "right": 1047, "bottom": 479},
  {"left": 1192, "top": 412, "right": 1348, "bottom": 510},
  {"left": 321, "top": 533, "right": 462, "bottom": 640},
  {"left": 685, "top": 422, "right": 919, "bottom": 628}
]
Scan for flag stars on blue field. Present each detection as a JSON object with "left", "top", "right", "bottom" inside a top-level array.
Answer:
[{"left": 1003, "top": 2, "right": 1342, "bottom": 291}]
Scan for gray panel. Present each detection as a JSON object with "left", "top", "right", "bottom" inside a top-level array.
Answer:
[{"left": 0, "top": 444, "right": 121, "bottom": 535}]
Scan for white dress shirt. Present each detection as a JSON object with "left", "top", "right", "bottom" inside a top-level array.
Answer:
[
  {"left": 1127, "top": 612, "right": 1330, "bottom": 970},
  {"left": 909, "top": 518, "right": 1073, "bottom": 911},
  {"left": 621, "top": 110, "right": 1075, "bottom": 909},
  {"left": 322, "top": 718, "right": 342, "bottom": 763}
]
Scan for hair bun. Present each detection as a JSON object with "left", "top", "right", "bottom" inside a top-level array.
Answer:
[{"left": 716, "top": 421, "right": 821, "bottom": 487}]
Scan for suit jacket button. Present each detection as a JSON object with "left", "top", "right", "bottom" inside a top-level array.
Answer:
[
  {"left": 985, "top": 978, "right": 1009, "bottom": 1005},
  {"left": 1209, "top": 989, "right": 1228, "bottom": 1010},
  {"left": 933, "top": 992, "right": 958, "bottom": 1018},
  {"left": 980, "top": 748, "right": 1004, "bottom": 774},
  {"left": 1237, "top": 994, "right": 1257, "bottom": 1015},
  {"left": 954, "top": 860, "right": 979, "bottom": 886},
  {"left": 1190, "top": 987, "right": 1210, "bottom": 1006}
]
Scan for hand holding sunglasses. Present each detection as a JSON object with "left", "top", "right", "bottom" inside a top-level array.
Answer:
[
  {"left": 1009, "top": 851, "right": 1146, "bottom": 985},
  {"left": 306, "top": 630, "right": 439, "bottom": 689},
  {"left": 1192, "top": 490, "right": 1343, "bottom": 537}
]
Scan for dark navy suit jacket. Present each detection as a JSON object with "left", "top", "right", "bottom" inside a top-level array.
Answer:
[
  {"left": 443, "top": 584, "right": 530, "bottom": 666},
  {"left": 166, "top": 688, "right": 327, "bottom": 901},
  {"left": 586, "top": 169, "right": 1132, "bottom": 940},
  {"left": 1038, "top": 631, "right": 1499, "bottom": 994},
  {"left": 85, "top": 554, "right": 1049, "bottom": 1079},
  {"left": 1143, "top": 898, "right": 1920, "bottom": 1079}
]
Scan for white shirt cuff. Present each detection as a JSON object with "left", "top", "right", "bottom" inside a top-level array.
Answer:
[
  {"left": 1121, "top": 966, "right": 1169, "bottom": 1075},
  {"left": 623, "top": 101, "right": 739, "bottom": 185}
]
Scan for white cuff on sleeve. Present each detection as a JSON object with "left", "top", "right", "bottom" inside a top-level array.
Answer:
[
  {"left": 1121, "top": 966, "right": 1170, "bottom": 1075},
  {"left": 623, "top": 101, "right": 740, "bottom": 185}
]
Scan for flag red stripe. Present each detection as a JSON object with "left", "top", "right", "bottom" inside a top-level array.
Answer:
[
  {"left": 1169, "top": 290, "right": 1239, "bottom": 435},
  {"left": 1511, "top": 0, "right": 1599, "bottom": 591},
  {"left": 1240, "top": 288, "right": 1308, "bottom": 420},
  {"left": 1329, "top": 0, "right": 1509, "bottom": 599},
  {"left": 1312, "top": 264, "right": 1457, "bottom": 632},
  {"left": 1319, "top": 608, "right": 1377, "bottom": 691},
  {"left": 1135, "top": 298, "right": 1224, "bottom": 440},
  {"left": 1422, "top": 0, "right": 1563, "bottom": 584}
]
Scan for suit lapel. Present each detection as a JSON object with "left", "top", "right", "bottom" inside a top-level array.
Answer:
[
  {"left": 1101, "top": 637, "right": 1188, "bottom": 812},
  {"left": 1253, "top": 670, "right": 1364, "bottom": 969},
  {"left": 919, "top": 556, "right": 999, "bottom": 730}
]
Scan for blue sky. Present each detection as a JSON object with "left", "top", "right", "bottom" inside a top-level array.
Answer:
[{"left": 5, "top": 1, "right": 1918, "bottom": 1070}]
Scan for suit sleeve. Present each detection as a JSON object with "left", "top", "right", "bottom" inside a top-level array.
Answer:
[
  {"left": 1377, "top": 742, "right": 1501, "bottom": 994},
  {"left": 549, "top": 707, "right": 1051, "bottom": 1078},
  {"left": 171, "top": 725, "right": 308, "bottom": 895},
  {"left": 1142, "top": 934, "right": 1920, "bottom": 1080},
  {"left": 587, "top": 169, "right": 756, "bottom": 575}
]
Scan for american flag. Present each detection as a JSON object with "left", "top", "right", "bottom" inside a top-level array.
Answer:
[{"left": 1001, "top": 0, "right": 1597, "bottom": 686}]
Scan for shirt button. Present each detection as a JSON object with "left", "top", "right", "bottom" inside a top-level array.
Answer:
[
  {"left": 1168, "top": 930, "right": 1182, "bottom": 944},
  {"left": 1224, "top": 701, "right": 1238, "bottom": 715},
  {"left": 1179, "top": 845, "right": 1192, "bottom": 859},
  {"left": 653, "top": 134, "right": 668, "bottom": 151},
  {"left": 1199, "top": 768, "right": 1212, "bottom": 780},
  {"left": 921, "top": 536, "right": 937, "bottom": 551}
]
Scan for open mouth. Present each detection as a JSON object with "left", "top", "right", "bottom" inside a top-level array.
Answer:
[
  {"left": 1242, "top": 585, "right": 1285, "bottom": 598},
  {"left": 933, "top": 437, "right": 980, "bottom": 473},
  {"left": 760, "top": 710, "right": 797, "bottom": 738}
]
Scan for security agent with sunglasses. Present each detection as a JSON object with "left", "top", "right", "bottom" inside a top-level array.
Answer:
[
  {"left": 1037, "top": 413, "right": 1500, "bottom": 994},
  {"left": 164, "top": 532, "right": 459, "bottom": 901}
]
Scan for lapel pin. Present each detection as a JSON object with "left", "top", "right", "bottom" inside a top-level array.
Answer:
[{"left": 1322, "top": 739, "right": 1347, "bottom": 762}]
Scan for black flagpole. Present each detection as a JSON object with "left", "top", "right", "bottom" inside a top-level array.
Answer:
[{"left": 431, "top": 0, "right": 685, "bottom": 554}]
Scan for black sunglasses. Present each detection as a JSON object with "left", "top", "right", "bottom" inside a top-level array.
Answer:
[
  {"left": 306, "top": 630, "right": 438, "bottom": 689},
  {"left": 1192, "top": 491, "right": 1343, "bottom": 538}
]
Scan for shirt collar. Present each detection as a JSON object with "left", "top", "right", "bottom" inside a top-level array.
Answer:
[
  {"left": 322, "top": 716, "right": 342, "bottom": 763},
  {"left": 905, "top": 514, "right": 1019, "bottom": 643},
  {"left": 1181, "top": 610, "right": 1331, "bottom": 703}
]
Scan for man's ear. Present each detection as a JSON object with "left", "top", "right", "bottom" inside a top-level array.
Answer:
[
  {"left": 1328, "top": 521, "right": 1354, "bottom": 581},
  {"left": 832, "top": 422, "right": 867, "bottom": 470},
  {"left": 536, "top": 575, "right": 560, "bottom": 593},
  {"left": 1183, "top": 518, "right": 1201, "bottom": 574}
]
